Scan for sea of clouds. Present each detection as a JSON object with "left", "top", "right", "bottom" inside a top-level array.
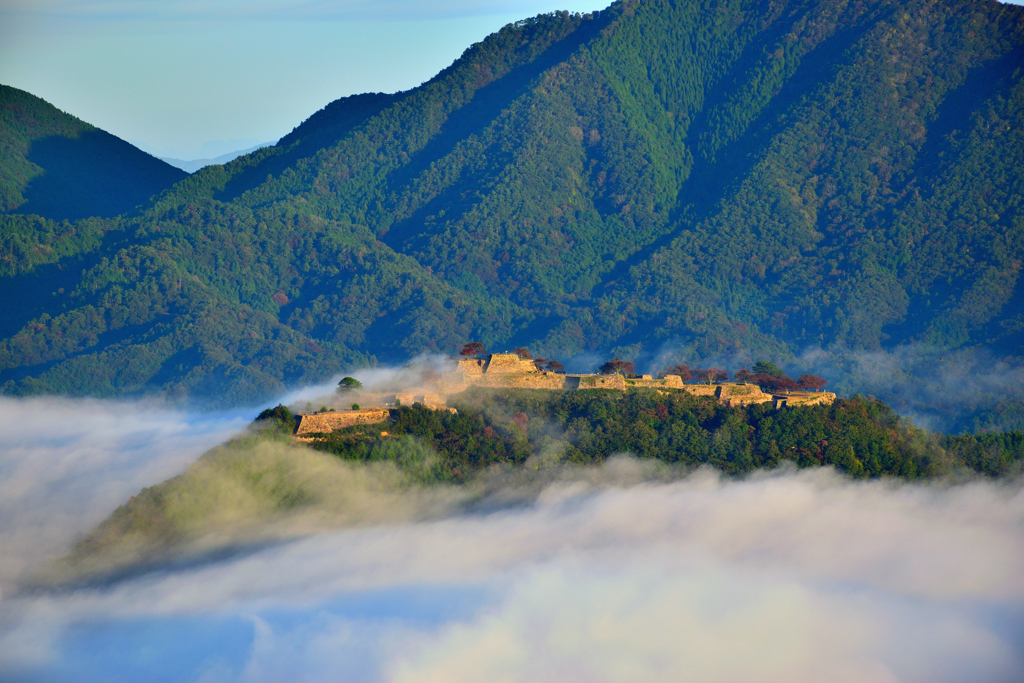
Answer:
[{"left": 1, "top": 389, "right": 1022, "bottom": 682}]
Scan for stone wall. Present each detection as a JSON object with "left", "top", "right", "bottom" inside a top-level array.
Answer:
[
  {"left": 717, "top": 383, "right": 775, "bottom": 407},
  {"left": 295, "top": 409, "right": 389, "bottom": 436},
  {"left": 775, "top": 392, "right": 836, "bottom": 408},
  {"left": 484, "top": 353, "right": 539, "bottom": 374},
  {"left": 456, "top": 359, "right": 485, "bottom": 376},
  {"left": 472, "top": 372, "right": 568, "bottom": 390},
  {"left": 681, "top": 384, "right": 719, "bottom": 398},
  {"left": 625, "top": 375, "right": 684, "bottom": 389},
  {"left": 576, "top": 374, "right": 627, "bottom": 390}
]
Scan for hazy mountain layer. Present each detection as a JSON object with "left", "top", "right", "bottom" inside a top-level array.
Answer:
[
  {"left": 160, "top": 143, "right": 275, "bottom": 174},
  {"left": 0, "top": 0, "right": 1022, "bottom": 409}
]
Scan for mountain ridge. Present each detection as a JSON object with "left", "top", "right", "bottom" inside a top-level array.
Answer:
[
  {"left": 0, "top": 0, "right": 1022, "bottom": 422},
  {"left": 0, "top": 85, "right": 187, "bottom": 221}
]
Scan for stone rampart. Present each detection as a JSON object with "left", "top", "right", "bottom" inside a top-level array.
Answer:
[
  {"left": 774, "top": 391, "right": 836, "bottom": 408},
  {"left": 455, "top": 359, "right": 485, "bottom": 376},
  {"left": 295, "top": 409, "right": 389, "bottom": 436},
  {"left": 484, "top": 353, "right": 539, "bottom": 374},
  {"left": 625, "top": 375, "right": 684, "bottom": 389},
  {"left": 681, "top": 384, "right": 719, "bottom": 398},
  {"left": 576, "top": 374, "right": 627, "bottom": 390},
  {"left": 472, "top": 372, "right": 568, "bottom": 390},
  {"left": 717, "top": 383, "right": 775, "bottom": 407}
]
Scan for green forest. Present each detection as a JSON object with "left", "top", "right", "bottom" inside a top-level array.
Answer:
[
  {"left": 283, "top": 388, "right": 1024, "bottom": 480},
  {"left": 1, "top": 0, "right": 1022, "bottom": 425}
]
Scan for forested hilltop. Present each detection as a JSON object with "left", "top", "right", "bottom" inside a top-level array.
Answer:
[
  {"left": 1, "top": 0, "right": 1022, "bottom": 411},
  {"left": 0, "top": 85, "right": 186, "bottom": 221},
  {"left": 54, "top": 387, "right": 1023, "bottom": 583}
]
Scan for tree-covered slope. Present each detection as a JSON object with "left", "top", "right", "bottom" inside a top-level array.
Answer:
[
  {"left": 1, "top": 0, "right": 1022, "bottom": 407},
  {"left": 0, "top": 85, "right": 187, "bottom": 221}
]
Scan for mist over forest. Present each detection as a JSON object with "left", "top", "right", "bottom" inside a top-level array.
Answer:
[
  {"left": 0, "top": 394, "right": 1022, "bottom": 682},
  {"left": 2, "top": 0, "right": 1024, "bottom": 679}
]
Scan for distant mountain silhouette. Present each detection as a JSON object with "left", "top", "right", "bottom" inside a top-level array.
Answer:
[
  {"left": 160, "top": 143, "right": 275, "bottom": 173},
  {"left": 0, "top": 85, "right": 186, "bottom": 221}
]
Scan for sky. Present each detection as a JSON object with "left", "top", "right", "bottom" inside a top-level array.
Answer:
[{"left": 0, "top": 0, "right": 608, "bottom": 160}]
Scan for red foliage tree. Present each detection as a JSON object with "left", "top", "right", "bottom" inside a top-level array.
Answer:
[
  {"left": 599, "top": 358, "right": 636, "bottom": 376},
  {"left": 734, "top": 368, "right": 753, "bottom": 382},
  {"left": 796, "top": 374, "right": 827, "bottom": 391},
  {"left": 460, "top": 342, "right": 487, "bottom": 357},
  {"left": 755, "top": 373, "right": 796, "bottom": 393},
  {"left": 533, "top": 357, "right": 547, "bottom": 370},
  {"left": 545, "top": 359, "right": 565, "bottom": 374},
  {"left": 512, "top": 347, "right": 532, "bottom": 359},
  {"left": 692, "top": 368, "right": 728, "bottom": 384},
  {"left": 659, "top": 364, "right": 692, "bottom": 382}
]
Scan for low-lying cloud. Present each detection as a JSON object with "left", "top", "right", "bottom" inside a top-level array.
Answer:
[
  {"left": 1, "top": 395, "right": 1022, "bottom": 682},
  {"left": 0, "top": 396, "right": 250, "bottom": 590}
]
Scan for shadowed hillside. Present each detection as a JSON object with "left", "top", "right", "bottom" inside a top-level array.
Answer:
[
  {"left": 0, "top": 0, "right": 1022, "bottom": 415},
  {"left": 0, "top": 85, "right": 186, "bottom": 220}
]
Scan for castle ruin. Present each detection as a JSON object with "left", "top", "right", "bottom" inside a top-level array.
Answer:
[{"left": 293, "top": 353, "right": 835, "bottom": 435}]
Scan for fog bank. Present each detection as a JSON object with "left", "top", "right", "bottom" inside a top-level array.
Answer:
[
  {"left": 0, "top": 396, "right": 250, "bottom": 591},
  {"left": 1, "top": 394, "right": 1022, "bottom": 682}
]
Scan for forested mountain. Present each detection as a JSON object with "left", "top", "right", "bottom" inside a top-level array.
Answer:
[
  {"left": 0, "top": 85, "right": 186, "bottom": 221},
  {"left": 1, "top": 0, "right": 1022, "bottom": 409}
]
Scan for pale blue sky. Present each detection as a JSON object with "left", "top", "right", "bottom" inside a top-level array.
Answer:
[{"left": 0, "top": 0, "right": 608, "bottom": 159}]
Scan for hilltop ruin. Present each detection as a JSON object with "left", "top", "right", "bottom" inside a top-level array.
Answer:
[
  {"left": 437, "top": 353, "right": 833, "bottom": 408},
  {"left": 293, "top": 353, "right": 835, "bottom": 436}
]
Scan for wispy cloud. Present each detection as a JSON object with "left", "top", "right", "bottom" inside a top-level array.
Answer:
[
  {"left": 0, "top": 396, "right": 249, "bottom": 590},
  {"left": 794, "top": 345, "right": 1024, "bottom": 433}
]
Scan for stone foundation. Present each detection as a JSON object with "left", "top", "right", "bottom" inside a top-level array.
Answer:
[
  {"left": 295, "top": 409, "right": 389, "bottom": 436},
  {"left": 773, "top": 391, "right": 836, "bottom": 408}
]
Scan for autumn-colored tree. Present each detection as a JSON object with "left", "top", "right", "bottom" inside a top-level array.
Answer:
[
  {"left": 797, "top": 374, "right": 828, "bottom": 391},
  {"left": 545, "top": 359, "right": 565, "bottom": 374},
  {"left": 693, "top": 368, "right": 727, "bottom": 384},
  {"left": 659, "top": 364, "right": 692, "bottom": 382},
  {"left": 460, "top": 342, "right": 487, "bottom": 357},
  {"left": 512, "top": 347, "right": 532, "bottom": 359},
  {"left": 734, "top": 368, "right": 753, "bottom": 382},
  {"left": 599, "top": 358, "right": 635, "bottom": 376},
  {"left": 533, "top": 357, "right": 547, "bottom": 370},
  {"left": 755, "top": 373, "right": 796, "bottom": 393}
]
